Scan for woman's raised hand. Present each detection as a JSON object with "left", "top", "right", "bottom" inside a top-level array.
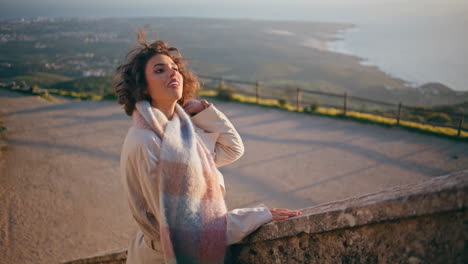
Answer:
[
  {"left": 269, "top": 208, "right": 302, "bottom": 222},
  {"left": 183, "top": 99, "right": 209, "bottom": 117}
]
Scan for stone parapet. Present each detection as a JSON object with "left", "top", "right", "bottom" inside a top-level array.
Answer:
[
  {"left": 231, "top": 169, "right": 467, "bottom": 263},
  {"left": 63, "top": 170, "right": 468, "bottom": 264}
]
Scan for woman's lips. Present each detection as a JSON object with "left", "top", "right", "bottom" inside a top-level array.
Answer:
[
  {"left": 169, "top": 82, "right": 179, "bottom": 88},
  {"left": 168, "top": 79, "right": 180, "bottom": 88}
]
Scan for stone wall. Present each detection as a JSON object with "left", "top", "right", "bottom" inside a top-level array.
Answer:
[
  {"left": 63, "top": 170, "right": 468, "bottom": 264},
  {"left": 231, "top": 208, "right": 465, "bottom": 264}
]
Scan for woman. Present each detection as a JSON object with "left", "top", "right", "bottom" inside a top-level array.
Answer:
[{"left": 115, "top": 33, "right": 301, "bottom": 263}]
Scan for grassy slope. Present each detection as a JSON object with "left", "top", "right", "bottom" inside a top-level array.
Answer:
[
  {"left": 0, "top": 72, "right": 72, "bottom": 87},
  {"left": 49, "top": 76, "right": 113, "bottom": 94}
]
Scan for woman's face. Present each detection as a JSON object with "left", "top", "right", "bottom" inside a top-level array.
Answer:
[{"left": 144, "top": 54, "right": 184, "bottom": 105}]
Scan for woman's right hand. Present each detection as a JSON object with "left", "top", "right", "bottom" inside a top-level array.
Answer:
[
  {"left": 270, "top": 208, "right": 302, "bottom": 222},
  {"left": 183, "top": 99, "right": 210, "bottom": 116}
]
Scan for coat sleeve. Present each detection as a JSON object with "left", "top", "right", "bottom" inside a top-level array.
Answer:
[
  {"left": 191, "top": 104, "right": 272, "bottom": 244},
  {"left": 191, "top": 104, "right": 244, "bottom": 167},
  {"left": 226, "top": 204, "right": 273, "bottom": 245}
]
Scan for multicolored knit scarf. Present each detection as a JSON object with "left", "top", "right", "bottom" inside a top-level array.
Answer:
[{"left": 134, "top": 101, "right": 227, "bottom": 264}]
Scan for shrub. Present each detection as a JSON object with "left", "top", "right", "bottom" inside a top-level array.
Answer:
[
  {"left": 410, "top": 106, "right": 430, "bottom": 118},
  {"left": 427, "top": 112, "right": 452, "bottom": 125},
  {"left": 39, "top": 91, "right": 51, "bottom": 100},
  {"left": 90, "top": 95, "right": 103, "bottom": 101},
  {"left": 216, "top": 88, "right": 234, "bottom": 101},
  {"left": 304, "top": 103, "right": 319, "bottom": 113},
  {"left": 102, "top": 93, "right": 117, "bottom": 100},
  {"left": 406, "top": 115, "right": 425, "bottom": 123},
  {"left": 278, "top": 99, "right": 288, "bottom": 107},
  {"left": 30, "top": 84, "right": 40, "bottom": 94}
]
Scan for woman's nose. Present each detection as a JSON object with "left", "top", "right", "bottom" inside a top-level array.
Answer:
[{"left": 169, "top": 68, "right": 177, "bottom": 77}]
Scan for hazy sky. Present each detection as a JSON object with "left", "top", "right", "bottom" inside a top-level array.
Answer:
[
  {"left": 1, "top": 0, "right": 466, "bottom": 21},
  {"left": 0, "top": 0, "right": 464, "bottom": 10}
]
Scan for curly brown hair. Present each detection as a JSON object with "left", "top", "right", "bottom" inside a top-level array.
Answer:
[{"left": 114, "top": 31, "right": 200, "bottom": 116}]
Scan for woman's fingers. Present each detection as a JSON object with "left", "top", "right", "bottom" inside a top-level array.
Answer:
[
  {"left": 271, "top": 208, "right": 294, "bottom": 212},
  {"left": 270, "top": 208, "right": 302, "bottom": 221},
  {"left": 271, "top": 208, "right": 302, "bottom": 214},
  {"left": 273, "top": 211, "right": 299, "bottom": 216}
]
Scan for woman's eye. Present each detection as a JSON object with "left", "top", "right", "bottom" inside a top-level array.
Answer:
[{"left": 155, "top": 68, "right": 164, "bottom": 73}]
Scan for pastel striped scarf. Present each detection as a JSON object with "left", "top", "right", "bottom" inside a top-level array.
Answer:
[{"left": 134, "top": 101, "right": 227, "bottom": 264}]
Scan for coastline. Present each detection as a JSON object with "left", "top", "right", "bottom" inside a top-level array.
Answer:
[
  {"left": 327, "top": 25, "right": 417, "bottom": 89},
  {"left": 262, "top": 21, "right": 416, "bottom": 93},
  {"left": 326, "top": 21, "right": 467, "bottom": 92}
]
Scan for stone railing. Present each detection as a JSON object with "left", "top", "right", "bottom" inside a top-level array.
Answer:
[{"left": 64, "top": 169, "right": 467, "bottom": 264}]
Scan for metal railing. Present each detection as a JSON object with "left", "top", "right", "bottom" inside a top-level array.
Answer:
[{"left": 198, "top": 75, "right": 467, "bottom": 137}]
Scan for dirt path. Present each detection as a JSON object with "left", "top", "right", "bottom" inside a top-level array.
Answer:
[{"left": 1, "top": 88, "right": 467, "bottom": 263}]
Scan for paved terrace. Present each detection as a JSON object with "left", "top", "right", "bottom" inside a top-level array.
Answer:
[{"left": 1, "top": 88, "right": 467, "bottom": 263}]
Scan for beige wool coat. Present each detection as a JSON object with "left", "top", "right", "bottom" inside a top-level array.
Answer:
[{"left": 120, "top": 103, "right": 273, "bottom": 263}]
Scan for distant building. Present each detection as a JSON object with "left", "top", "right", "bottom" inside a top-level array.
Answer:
[{"left": 83, "top": 69, "right": 106, "bottom": 77}]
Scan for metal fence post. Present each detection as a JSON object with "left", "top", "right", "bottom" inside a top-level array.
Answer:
[
  {"left": 343, "top": 92, "right": 348, "bottom": 116},
  {"left": 397, "top": 102, "right": 402, "bottom": 126},
  {"left": 296, "top": 87, "right": 301, "bottom": 111},
  {"left": 219, "top": 77, "right": 224, "bottom": 90},
  {"left": 256, "top": 81, "right": 260, "bottom": 104},
  {"left": 458, "top": 112, "right": 464, "bottom": 137}
]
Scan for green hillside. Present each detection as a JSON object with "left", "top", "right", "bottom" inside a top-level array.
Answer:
[
  {"left": 50, "top": 76, "right": 113, "bottom": 95},
  {"left": 0, "top": 72, "right": 72, "bottom": 87}
]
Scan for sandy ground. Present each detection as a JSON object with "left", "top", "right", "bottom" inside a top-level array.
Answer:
[{"left": 1, "top": 88, "right": 467, "bottom": 263}]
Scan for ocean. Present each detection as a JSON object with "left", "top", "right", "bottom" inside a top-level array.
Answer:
[{"left": 329, "top": 15, "right": 468, "bottom": 91}]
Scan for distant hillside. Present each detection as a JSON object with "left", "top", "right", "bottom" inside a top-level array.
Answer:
[
  {"left": 351, "top": 82, "right": 468, "bottom": 107},
  {"left": 1, "top": 17, "right": 466, "bottom": 107},
  {"left": 417, "top": 82, "right": 454, "bottom": 95},
  {"left": 0, "top": 72, "right": 72, "bottom": 87}
]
